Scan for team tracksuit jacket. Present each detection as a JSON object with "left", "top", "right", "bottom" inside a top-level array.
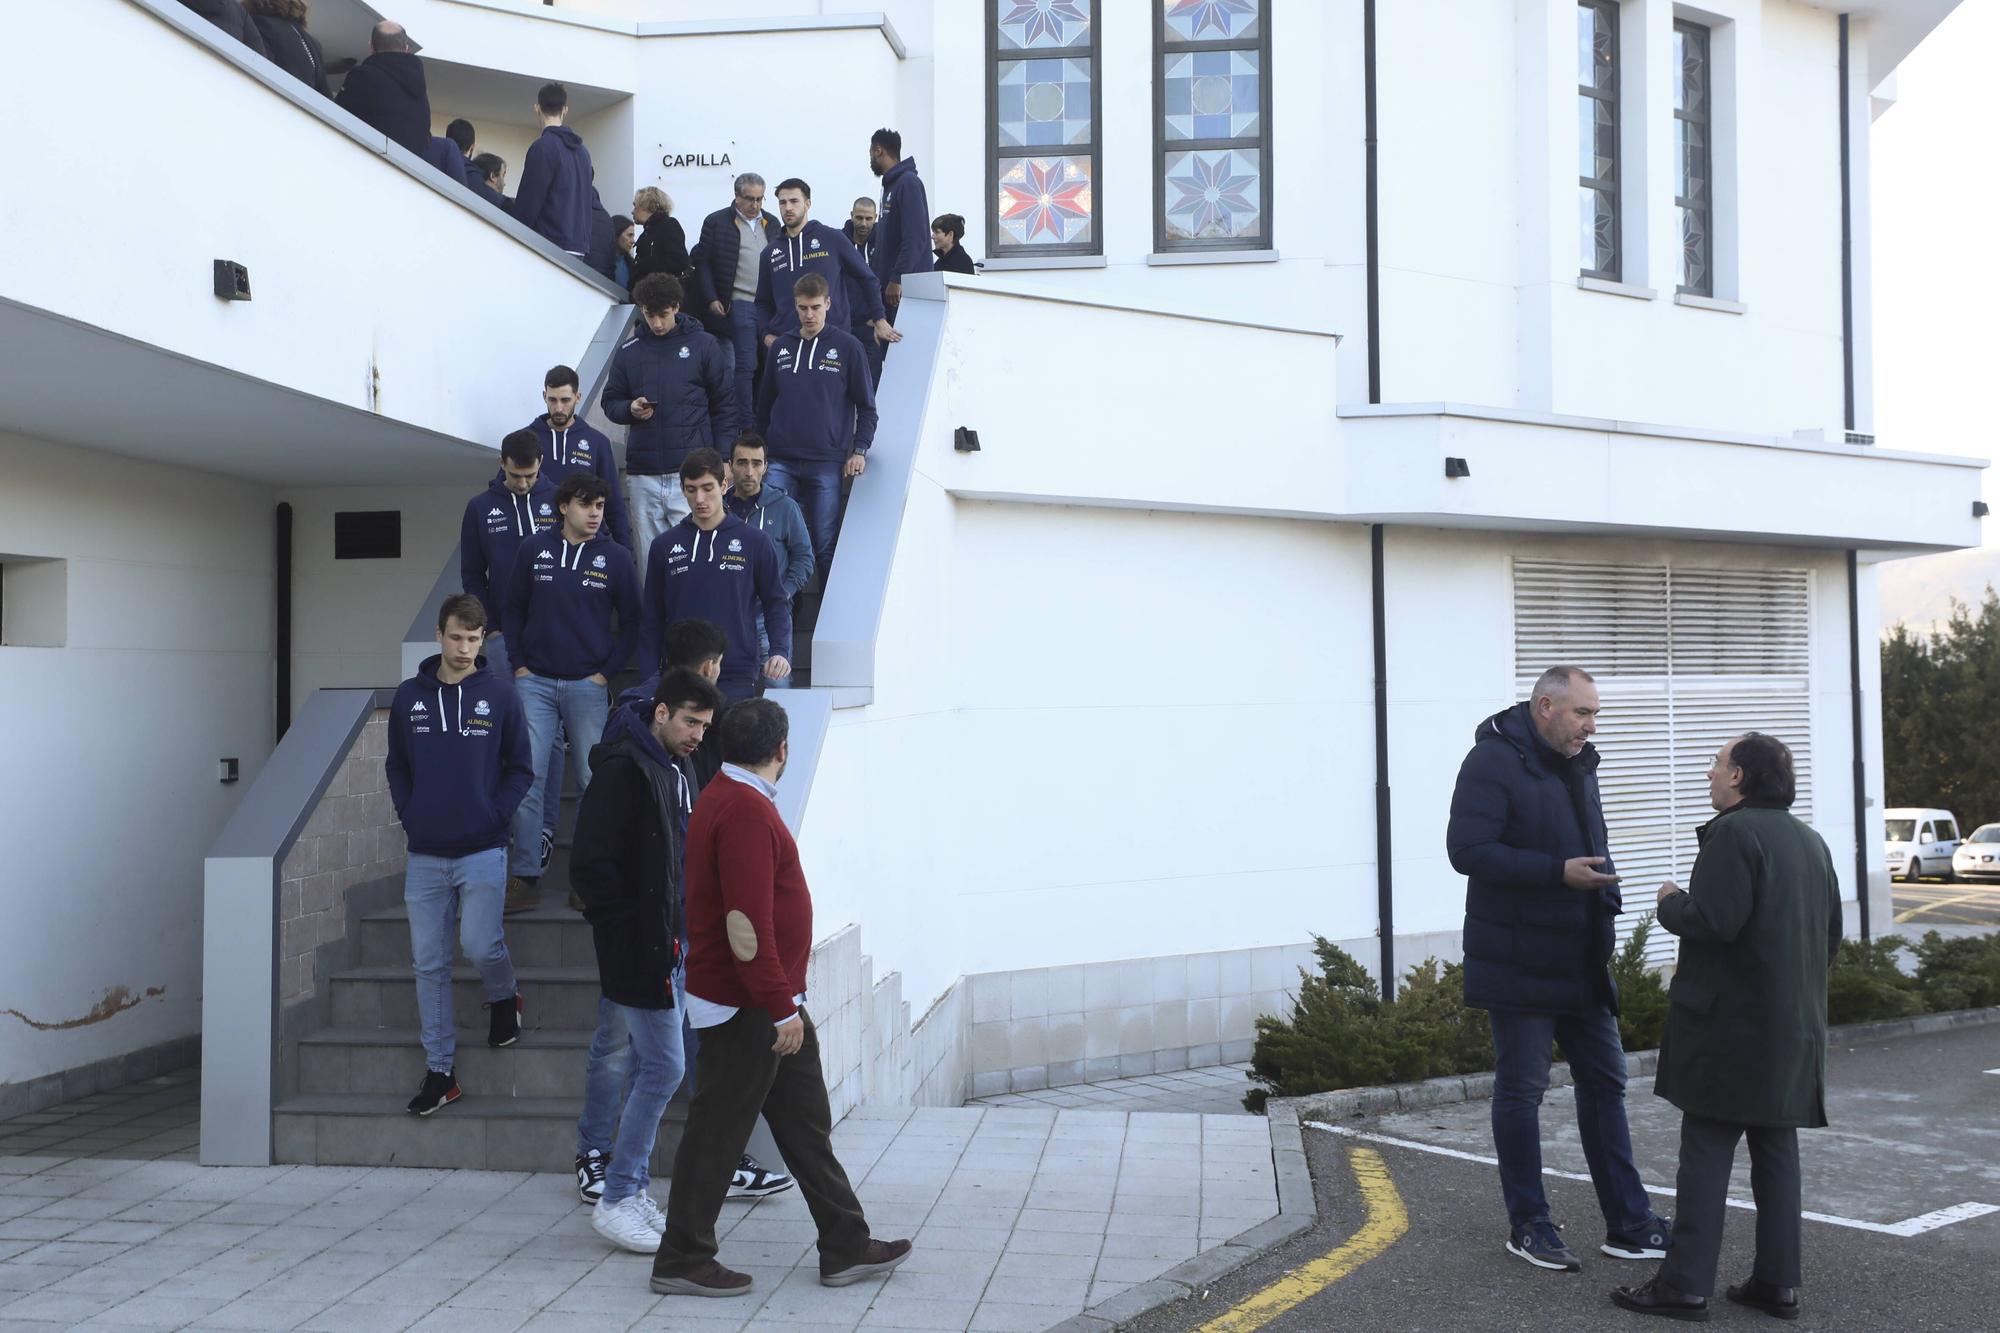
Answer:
[
  {"left": 385, "top": 655, "right": 536, "bottom": 857},
  {"left": 459, "top": 476, "right": 557, "bottom": 635}
]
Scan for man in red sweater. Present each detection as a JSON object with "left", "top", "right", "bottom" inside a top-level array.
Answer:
[{"left": 650, "top": 698, "right": 912, "bottom": 1298}]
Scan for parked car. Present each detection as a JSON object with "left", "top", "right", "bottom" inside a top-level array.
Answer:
[
  {"left": 1884, "top": 807, "right": 1959, "bottom": 882},
  {"left": 1951, "top": 823, "right": 2000, "bottom": 881}
]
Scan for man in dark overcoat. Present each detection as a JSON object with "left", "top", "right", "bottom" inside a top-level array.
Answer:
[{"left": 1612, "top": 731, "right": 1841, "bottom": 1322}]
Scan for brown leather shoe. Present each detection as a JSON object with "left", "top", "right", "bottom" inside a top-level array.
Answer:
[
  {"left": 820, "top": 1238, "right": 912, "bottom": 1287},
  {"left": 650, "top": 1260, "right": 753, "bottom": 1298},
  {"left": 503, "top": 876, "right": 538, "bottom": 916}
]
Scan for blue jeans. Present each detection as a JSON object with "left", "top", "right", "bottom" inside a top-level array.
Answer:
[
  {"left": 852, "top": 321, "right": 885, "bottom": 387},
  {"left": 1489, "top": 1006, "right": 1652, "bottom": 1232},
  {"left": 601, "top": 972, "right": 689, "bottom": 1206},
  {"left": 486, "top": 636, "right": 562, "bottom": 840},
  {"left": 756, "top": 615, "right": 788, "bottom": 689},
  {"left": 766, "top": 458, "right": 844, "bottom": 574},
  {"left": 577, "top": 998, "right": 634, "bottom": 1158},
  {"left": 512, "top": 674, "right": 609, "bottom": 878},
  {"left": 720, "top": 302, "right": 760, "bottom": 433},
  {"left": 404, "top": 850, "right": 516, "bottom": 1073}
]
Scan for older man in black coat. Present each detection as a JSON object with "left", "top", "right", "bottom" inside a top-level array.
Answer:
[
  {"left": 334, "top": 21, "right": 430, "bottom": 158},
  {"left": 1612, "top": 733, "right": 1841, "bottom": 1323},
  {"left": 1447, "top": 665, "right": 1671, "bottom": 1274}
]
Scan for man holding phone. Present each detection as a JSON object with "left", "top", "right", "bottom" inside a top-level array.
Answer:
[
  {"left": 603, "top": 274, "right": 735, "bottom": 580},
  {"left": 1446, "top": 666, "right": 1672, "bottom": 1275}
]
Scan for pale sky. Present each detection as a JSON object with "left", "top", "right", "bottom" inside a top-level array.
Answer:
[{"left": 1871, "top": 0, "right": 1998, "bottom": 534}]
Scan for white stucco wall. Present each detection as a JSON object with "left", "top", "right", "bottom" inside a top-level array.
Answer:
[{"left": 0, "top": 433, "right": 275, "bottom": 1085}]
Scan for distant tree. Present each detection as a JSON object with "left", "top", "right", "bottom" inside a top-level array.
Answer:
[{"left": 1882, "top": 587, "right": 2000, "bottom": 831}]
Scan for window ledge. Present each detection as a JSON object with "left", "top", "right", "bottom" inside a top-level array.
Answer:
[
  {"left": 1577, "top": 276, "right": 1658, "bottom": 301},
  {"left": 1675, "top": 292, "right": 1748, "bottom": 315},
  {"left": 1146, "top": 249, "right": 1281, "bottom": 267},
  {"left": 980, "top": 255, "right": 1108, "bottom": 271}
]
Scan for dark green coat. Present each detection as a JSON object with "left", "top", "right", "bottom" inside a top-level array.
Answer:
[{"left": 1654, "top": 804, "right": 1842, "bottom": 1128}]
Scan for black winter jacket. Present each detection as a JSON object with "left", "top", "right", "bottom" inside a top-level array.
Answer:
[
  {"left": 634, "top": 214, "right": 690, "bottom": 287},
  {"left": 1447, "top": 703, "right": 1621, "bottom": 1014},
  {"left": 180, "top": 1, "right": 268, "bottom": 58},
  {"left": 570, "top": 713, "right": 693, "bottom": 1010},
  {"left": 695, "top": 204, "right": 781, "bottom": 324},
  {"left": 247, "top": 11, "right": 326, "bottom": 94},
  {"left": 601, "top": 313, "right": 736, "bottom": 474},
  {"left": 334, "top": 51, "right": 430, "bottom": 157}
]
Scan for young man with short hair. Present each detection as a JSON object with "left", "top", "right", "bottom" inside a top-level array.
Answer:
[
  {"left": 503, "top": 472, "right": 641, "bottom": 912},
  {"left": 604, "top": 274, "right": 735, "bottom": 567},
  {"left": 513, "top": 81, "right": 593, "bottom": 255},
  {"left": 866, "top": 127, "right": 930, "bottom": 320},
  {"left": 725, "top": 434, "right": 814, "bottom": 689},
  {"left": 754, "top": 272, "right": 877, "bottom": 574},
  {"left": 531, "top": 364, "right": 631, "bottom": 552},
  {"left": 459, "top": 430, "right": 557, "bottom": 638},
  {"left": 752, "top": 178, "right": 896, "bottom": 351},
  {"left": 385, "top": 594, "right": 533, "bottom": 1116},
  {"left": 571, "top": 668, "right": 725, "bottom": 1252},
  {"left": 639, "top": 449, "right": 793, "bottom": 703},
  {"left": 651, "top": 699, "right": 913, "bottom": 1298}
]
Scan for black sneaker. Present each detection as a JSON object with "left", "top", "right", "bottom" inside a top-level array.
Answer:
[
  {"left": 539, "top": 829, "right": 555, "bottom": 873},
  {"left": 1507, "top": 1218, "right": 1582, "bottom": 1272},
  {"left": 1604, "top": 1213, "right": 1674, "bottom": 1260},
  {"left": 407, "top": 1069, "right": 460, "bottom": 1116},
  {"left": 575, "top": 1149, "right": 608, "bottom": 1204},
  {"left": 487, "top": 994, "right": 523, "bottom": 1048},
  {"left": 726, "top": 1154, "right": 796, "bottom": 1199}
]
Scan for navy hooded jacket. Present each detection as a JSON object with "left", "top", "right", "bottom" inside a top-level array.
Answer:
[
  {"left": 334, "top": 51, "right": 430, "bottom": 158},
  {"left": 513, "top": 126, "right": 594, "bottom": 254},
  {"left": 386, "top": 655, "right": 535, "bottom": 857},
  {"left": 639, "top": 515, "right": 792, "bottom": 689},
  {"left": 460, "top": 476, "right": 557, "bottom": 636},
  {"left": 504, "top": 531, "right": 641, "bottom": 680},
  {"left": 754, "top": 326, "right": 878, "bottom": 463},
  {"left": 1447, "top": 702, "right": 1621, "bottom": 1015},
  {"left": 753, "top": 220, "right": 886, "bottom": 340},
  {"left": 871, "top": 157, "right": 932, "bottom": 291},
  {"left": 725, "top": 483, "right": 815, "bottom": 600},
  {"left": 425, "top": 136, "right": 474, "bottom": 187},
  {"left": 601, "top": 314, "right": 736, "bottom": 474},
  {"left": 526, "top": 416, "right": 632, "bottom": 550}
]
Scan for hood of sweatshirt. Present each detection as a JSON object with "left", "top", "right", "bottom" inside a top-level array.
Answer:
[
  {"left": 481, "top": 475, "right": 555, "bottom": 534},
  {"left": 883, "top": 157, "right": 920, "bottom": 190},
  {"left": 666, "top": 511, "right": 753, "bottom": 567},
  {"left": 726, "top": 482, "right": 791, "bottom": 515},
  {"left": 363, "top": 49, "right": 426, "bottom": 99},
  {"left": 634, "top": 312, "right": 706, "bottom": 345},
  {"left": 541, "top": 125, "right": 587, "bottom": 156},
  {"left": 523, "top": 415, "right": 608, "bottom": 471},
  {"left": 410, "top": 654, "right": 500, "bottom": 731},
  {"left": 599, "top": 697, "right": 677, "bottom": 772}
]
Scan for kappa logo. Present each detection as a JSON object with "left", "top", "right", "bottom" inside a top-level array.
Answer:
[
  {"left": 410, "top": 701, "right": 426, "bottom": 713},
  {"left": 474, "top": 700, "right": 490, "bottom": 717},
  {"left": 538, "top": 549, "right": 555, "bottom": 560},
  {"left": 487, "top": 506, "right": 504, "bottom": 518},
  {"left": 678, "top": 346, "right": 690, "bottom": 359},
  {"left": 592, "top": 554, "right": 606, "bottom": 569},
  {"left": 670, "top": 543, "right": 687, "bottom": 555}
]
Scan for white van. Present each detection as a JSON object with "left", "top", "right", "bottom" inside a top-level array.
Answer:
[{"left": 1883, "top": 808, "right": 1960, "bottom": 883}]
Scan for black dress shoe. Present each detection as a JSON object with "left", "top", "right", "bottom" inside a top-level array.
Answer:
[
  {"left": 1726, "top": 1278, "right": 1801, "bottom": 1321},
  {"left": 1610, "top": 1276, "right": 1711, "bottom": 1322}
]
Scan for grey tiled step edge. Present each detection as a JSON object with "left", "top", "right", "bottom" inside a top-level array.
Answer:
[
  {"left": 273, "top": 1093, "right": 685, "bottom": 1171},
  {"left": 298, "top": 1027, "right": 636, "bottom": 1098},
  {"left": 329, "top": 965, "right": 604, "bottom": 1030},
  {"left": 358, "top": 912, "right": 599, "bottom": 969}
]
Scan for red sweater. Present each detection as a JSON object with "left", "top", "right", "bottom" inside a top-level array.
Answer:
[{"left": 684, "top": 770, "right": 813, "bottom": 1022}]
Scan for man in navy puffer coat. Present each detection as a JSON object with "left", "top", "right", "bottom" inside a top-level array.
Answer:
[{"left": 1446, "top": 666, "right": 1671, "bottom": 1275}]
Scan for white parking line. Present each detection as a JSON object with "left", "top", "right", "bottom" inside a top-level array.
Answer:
[{"left": 1305, "top": 1121, "right": 2000, "bottom": 1237}]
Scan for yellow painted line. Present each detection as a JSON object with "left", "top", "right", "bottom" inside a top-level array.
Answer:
[
  {"left": 1894, "top": 888, "right": 2000, "bottom": 922},
  {"left": 1194, "top": 1147, "right": 1408, "bottom": 1333}
]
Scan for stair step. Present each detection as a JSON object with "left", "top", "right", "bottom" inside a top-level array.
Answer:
[
  {"left": 358, "top": 906, "right": 597, "bottom": 969},
  {"left": 329, "top": 965, "right": 604, "bottom": 1031},
  {"left": 299, "top": 1026, "right": 624, "bottom": 1098},
  {"left": 273, "top": 1092, "right": 685, "bottom": 1171}
]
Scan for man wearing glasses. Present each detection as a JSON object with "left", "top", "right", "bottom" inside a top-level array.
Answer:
[{"left": 695, "top": 173, "right": 781, "bottom": 424}]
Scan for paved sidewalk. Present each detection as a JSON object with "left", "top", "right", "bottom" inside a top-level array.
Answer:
[
  {"left": 971, "top": 1063, "right": 1255, "bottom": 1117},
  {"left": 0, "top": 1104, "right": 1276, "bottom": 1332}
]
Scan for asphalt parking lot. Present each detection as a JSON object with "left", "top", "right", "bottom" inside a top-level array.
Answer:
[
  {"left": 1129, "top": 1023, "right": 2000, "bottom": 1332},
  {"left": 1894, "top": 874, "right": 2000, "bottom": 929}
]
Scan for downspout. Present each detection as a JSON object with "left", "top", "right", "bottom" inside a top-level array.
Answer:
[
  {"left": 1839, "top": 18, "right": 1871, "bottom": 940},
  {"left": 1364, "top": 0, "right": 1381, "bottom": 405},
  {"left": 276, "top": 502, "right": 293, "bottom": 743},
  {"left": 1364, "top": 1, "right": 1392, "bottom": 1000}
]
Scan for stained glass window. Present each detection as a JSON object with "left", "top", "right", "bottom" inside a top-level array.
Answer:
[
  {"left": 1578, "top": 1, "right": 1620, "bottom": 280},
  {"left": 989, "top": 1, "right": 1100, "bottom": 256},
  {"left": 1155, "top": 0, "right": 1270, "bottom": 251},
  {"left": 1674, "top": 20, "right": 1712, "bottom": 296}
]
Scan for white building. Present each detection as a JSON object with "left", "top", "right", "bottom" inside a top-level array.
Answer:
[{"left": 0, "top": 0, "right": 1978, "bottom": 1163}]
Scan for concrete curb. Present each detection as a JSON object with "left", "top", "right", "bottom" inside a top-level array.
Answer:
[
  {"left": 1041, "top": 1100, "right": 1319, "bottom": 1332},
  {"left": 1293, "top": 1004, "right": 2000, "bottom": 1124}
]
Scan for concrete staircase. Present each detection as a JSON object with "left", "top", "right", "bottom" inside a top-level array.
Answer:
[{"left": 274, "top": 793, "right": 690, "bottom": 1172}]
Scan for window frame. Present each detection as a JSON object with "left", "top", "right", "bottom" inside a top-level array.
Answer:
[
  {"left": 986, "top": 0, "right": 1105, "bottom": 260},
  {"left": 1152, "top": 0, "right": 1275, "bottom": 255},
  {"left": 1673, "top": 17, "right": 1714, "bottom": 296},
  {"left": 1578, "top": 0, "right": 1622, "bottom": 282}
]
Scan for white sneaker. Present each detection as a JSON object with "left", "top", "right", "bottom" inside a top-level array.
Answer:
[
  {"left": 593, "top": 1196, "right": 664, "bottom": 1254},
  {"left": 635, "top": 1192, "right": 666, "bottom": 1233}
]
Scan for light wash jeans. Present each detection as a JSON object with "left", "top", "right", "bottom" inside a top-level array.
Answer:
[
  {"left": 626, "top": 472, "right": 691, "bottom": 585},
  {"left": 577, "top": 998, "right": 634, "bottom": 1158},
  {"left": 404, "top": 849, "right": 516, "bottom": 1073},
  {"left": 483, "top": 634, "right": 563, "bottom": 840},
  {"left": 601, "top": 970, "right": 689, "bottom": 1206},
  {"left": 512, "top": 675, "right": 609, "bottom": 879}
]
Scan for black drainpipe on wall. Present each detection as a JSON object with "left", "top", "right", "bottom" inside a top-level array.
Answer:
[
  {"left": 1364, "top": 0, "right": 1393, "bottom": 1000},
  {"left": 1838, "top": 17, "right": 1871, "bottom": 940},
  {"left": 276, "top": 502, "right": 293, "bottom": 744}
]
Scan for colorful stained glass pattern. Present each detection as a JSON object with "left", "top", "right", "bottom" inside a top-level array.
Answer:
[
  {"left": 1164, "top": 149, "right": 1261, "bottom": 240},
  {"left": 997, "top": 0, "right": 1091, "bottom": 51},
  {"left": 1163, "top": 50, "right": 1260, "bottom": 142},
  {"left": 996, "top": 155, "right": 1094, "bottom": 246},
  {"left": 1163, "top": 0, "right": 1258, "bottom": 42},
  {"left": 997, "top": 58, "right": 1093, "bottom": 148}
]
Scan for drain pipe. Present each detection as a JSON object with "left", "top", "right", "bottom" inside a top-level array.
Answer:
[
  {"left": 1838, "top": 14, "right": 1856, "bottom": 434},
  {"left": 1847, "top": 552, "right": 1871, "bottom": 942},
  {"left": 1364, "top": 0, "right": 1381, "bottom": 405},
  {"left": 276, "top": 502, "right": 293, "bottom": 743},
  {"left": 1837, "top": 20, "right": 1871, "bottom": 940},
  {"left": 1372, "top": 524, "right": 1395, "bottom": 1001}
]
